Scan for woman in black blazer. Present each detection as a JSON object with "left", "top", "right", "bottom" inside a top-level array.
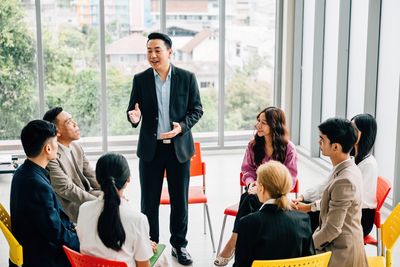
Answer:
[{"left": 233, "top": 161, "right": 315, "bottom": 267}]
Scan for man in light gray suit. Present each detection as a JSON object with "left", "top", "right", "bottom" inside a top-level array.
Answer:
[
  {"left": 296, "top": 118, "right": 368, "bottom": 267},
  {"left": 43, "top": 107, "right": 101, "bottom": 222}
]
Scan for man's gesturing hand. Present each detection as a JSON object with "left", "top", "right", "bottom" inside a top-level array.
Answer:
[
  {"left": 160, "top": 122, "right": 182, "bottom": 139},
  {"left": 128, "top": 103, "right": 141, "bottom": 124}
]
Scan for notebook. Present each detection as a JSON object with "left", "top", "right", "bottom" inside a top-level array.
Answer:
[{"left": 150, "top": 243, "right": 166, "bottom": 267}]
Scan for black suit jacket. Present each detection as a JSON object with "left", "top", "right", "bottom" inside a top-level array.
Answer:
[
  {"left": 234, "top": 204, "right": 315, "bottom": 267},
  {"left": 127, "top": 65, "right": 203, "bottom": 163},
  {"left": 10, "top": 160, "right": 79, "bottom": 267}
]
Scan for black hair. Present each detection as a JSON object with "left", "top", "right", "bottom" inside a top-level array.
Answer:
[
  {"left": 350, "top": 113, "right": 377, "bottom": 164},
  {"left": 20, "top": 120, "right": 57, "bottom": 158},
  {"left": 96, "top": 153, "right": 130, "bottom": 251},
  {"left": 252, "top": 107, "right": 289, "bottom": 165},
  {"left": 318, "top": 118, "right": 357, "bottom": 154},
  {"left": 43, "top": 107, "right": 63, "bottom": 124},
  {"left": 147, "top": 32, "right": 172, "bottom": 49}
]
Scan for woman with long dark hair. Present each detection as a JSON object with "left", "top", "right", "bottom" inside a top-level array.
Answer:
[
  {"left": 76, "top": 153, "right": 169, "bottom": 267},
  {"left": 351, "top": 113, "right": 378, "bottom": 237},
  {"left": 214, "top": 107, "right": 298, "bottom": 266}
]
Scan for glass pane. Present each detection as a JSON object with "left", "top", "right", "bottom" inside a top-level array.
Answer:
[
  {"left": 42, "top": 0, "right": 101, "bottom": 151},
  {"left": 346, "top": 0, "right": 368, "bottom": 119},
  {"left": 166, "top": 0, "right": 219, "bottom": 142},
  {"left": 224, "top": 0, "right": 275, "bottom": 137},
  {"left": 0, "top": 0, "right": 38, "bottom": 141},
  {"left": 299, "top": 0, "right": 315, "bottom": 152},
  {"left": 321, "top": 0, "right": 339, "bottom": 122},
  {"left": 106, "top": 0, "right": 160, "bottom": 149}
]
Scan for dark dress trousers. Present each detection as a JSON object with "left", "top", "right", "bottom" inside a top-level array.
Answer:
[
  {"left": 127, "top": 65, "right": 203, "bottom": 248},
  {"left": 234, "top": 204, "right": 315, "bottom": 267},
  {"left": 10, "top": 159, "right": 79, "bottom": 267}
]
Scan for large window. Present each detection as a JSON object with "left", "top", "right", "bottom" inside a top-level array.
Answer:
[
  {"left": 0, "top": 0, "right": 38, "bottom": 141},
  {"left": 224, "top": 0, "right": 275, "bottom": 134},
  {"left": 41, "top": 0, "right": 102, "bottom": 141},
  {"left": 0, "top": 0, "right": 277, "bottom": 153},
  {"left": 105, "top": 0, "right": 158, "bottom": 150},
  {"left": 299, "top": 0, "right": 315, "bottom": 152},
  {"left": 346, "top": 0, "right": 369, "bottom": 119},
  {"left": 166, "top": 0, "right": 219, "bottom": 137}
]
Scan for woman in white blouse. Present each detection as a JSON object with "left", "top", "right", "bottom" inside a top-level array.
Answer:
[
  {"left": 76, "top": 153, "right": 169, "bottom": 267},
  {"left": 350, "top": 113, "right": 378, "bottom": 236},
  {"left": 294, "top": 113, "right": 378, "bottom": 237}
]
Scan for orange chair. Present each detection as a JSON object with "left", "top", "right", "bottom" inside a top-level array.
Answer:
[
  {"left": 160, "top": 142, "right": 216, "bottom": 252},
  {"left": 364, "top": 176, "right": 391, "bottom": 255},
  {"left": 63, "top": 245, "right": 128, "bottom": 267},
  {"left": 216, "top": 173, "right": 299, "bottom": 255}
]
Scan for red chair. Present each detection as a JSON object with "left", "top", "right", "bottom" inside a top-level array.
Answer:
[
  {"left": 160, "top": 142, "right": 216, "bottom": 252},
  {"left": 63, "top": 245, "right": 128, "bottom": 267},
  {"left": 216, "top": 172, "right": 299, "bottom": 254},
  {"left": 364, "top": 176, "right": 391, "bottom": 255}
]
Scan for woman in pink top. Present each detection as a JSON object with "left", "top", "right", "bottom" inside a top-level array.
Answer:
[{"left": 214, "top": 107, "right": 298, "bottom": 266}]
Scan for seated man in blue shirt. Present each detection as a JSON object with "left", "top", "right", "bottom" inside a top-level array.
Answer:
[{"left": 10, "top": 120, "right": 79, "bottom": 267}]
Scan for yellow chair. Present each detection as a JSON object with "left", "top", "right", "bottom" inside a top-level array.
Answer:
[
  {"left": 367, "top": 256, "right": 385, "bottom": 267},
  {"left": 0, "top": 202, "right": 11, "bottom": 230},
  {"left": 0, "top": 220, "right": 23, "bottom": 266},
  {"left": 367, "top": 202, "right": 400, "bottom": 267},
  {"left": 251, "top": 251, "right": 331, "bottom": 267}
]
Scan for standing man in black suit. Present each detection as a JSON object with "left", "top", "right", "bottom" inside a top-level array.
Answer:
[
  {"left": 127, "top": 32, "right": 203, "bottom": 265},
  {"left": 10, "top": 120, "right": 79, "bottom": 267}
]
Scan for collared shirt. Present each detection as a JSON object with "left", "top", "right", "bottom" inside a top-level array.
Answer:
[
  {"left": 259, "top": 198, "right": 277, "bottom": 210},
  {"left": 153, "top": 66, "right": 172, "bottom": 139}
]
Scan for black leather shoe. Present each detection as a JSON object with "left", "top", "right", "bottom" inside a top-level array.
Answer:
[{"left": 171, "top": 247, "right": 193, "bottom": 265}]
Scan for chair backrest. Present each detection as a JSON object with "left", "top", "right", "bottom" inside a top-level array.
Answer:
[
  {"left": 0, "top": 202, "right": 11, "bottom": 230},
  {"left": 374, "top": 176, "right": 391, "bottom": 227},
  {"left": 376, "top": 176, "right": 391, "bottom": 211},
  {"left": 382, "top": 202, "right": 400, "bottom": 250},
  {"left": 0, "top": 220, "right": 23, "bottom": 266},
  {"left": 189, "top": 142, "right": 205, "bottom": 177},
  {"left": 251, "top": 251, "right": 332, "bottom": 267},
  {"left": 63, "top": 245, "right": 128, "bottom": 267}
]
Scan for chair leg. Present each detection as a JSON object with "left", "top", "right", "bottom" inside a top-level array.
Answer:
[
  {"left": 377, "top": 227, "right": 381, "bottom": 256},
  {"left": 204, "top": 204, "right": 216, "bottom": 253},
  {"left": 386, "top": 249, "right": 392, "bottom": 267},
  {"left": 204, "top": 204, "right": 206, "bottom": 235},
  {"left": 217, "top": 214, "right": 228, "bottom": 255}
]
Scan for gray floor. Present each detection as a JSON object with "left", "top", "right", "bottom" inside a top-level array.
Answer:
[{"left": 0, "top": 149, "right": 398, "bottom": 266}]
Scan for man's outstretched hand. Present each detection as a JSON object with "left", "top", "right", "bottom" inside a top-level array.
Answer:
[{"left": 128, "top": 103, "right": 141, "bottom": 124}]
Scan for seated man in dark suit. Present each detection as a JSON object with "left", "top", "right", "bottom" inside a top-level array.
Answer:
[
  {"left": 10, "top": 120, "right": 79, "bottom": 267},
  {"left": 43, "top": 107, "right": 101, "bottom": 222}
]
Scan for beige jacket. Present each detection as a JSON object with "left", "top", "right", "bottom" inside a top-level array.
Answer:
[
  {"left": 47, "top": 142, "right": 101, "bottom": 222},
  {"left": 313, "top": 159, "right": 368, "bottom": 267}
]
